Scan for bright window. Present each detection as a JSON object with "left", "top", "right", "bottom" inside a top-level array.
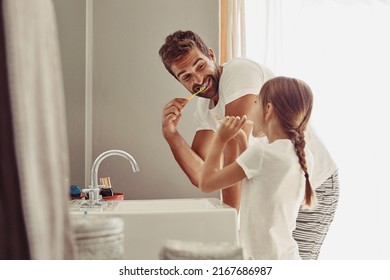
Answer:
[{"left": 245, "top": 0, "right": 390, "bottom": 259}]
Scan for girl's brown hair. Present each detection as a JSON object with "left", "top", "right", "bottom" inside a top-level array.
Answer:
[
  {"left": 260, "top": 76, "right": 316, "bottom": 209},
  {"left": 158, "top": 30, "right": 210, "bottom": 77}
]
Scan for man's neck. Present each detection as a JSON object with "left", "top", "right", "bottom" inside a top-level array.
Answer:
[{"left": 211, "top": 65, "right": 223, "bottom": 105}]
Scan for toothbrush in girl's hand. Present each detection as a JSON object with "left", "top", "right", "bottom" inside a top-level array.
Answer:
[
  {"left": 185, "top": 84, "right": 206, "bottom": 100},
  {"left": 217, "top": 117, "right": 254, "bottom": 126}
]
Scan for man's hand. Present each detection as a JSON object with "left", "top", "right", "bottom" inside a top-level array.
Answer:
[{"left": 162, "top": 98, "right": 188, "bottom": 139}]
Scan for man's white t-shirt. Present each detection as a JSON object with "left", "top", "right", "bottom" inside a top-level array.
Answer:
[
  {"left": 236, "top": 140, "right": 314, "bottom": 260},
  {"left": 194, "top": 57, "right": 274, "bottom": 132}
]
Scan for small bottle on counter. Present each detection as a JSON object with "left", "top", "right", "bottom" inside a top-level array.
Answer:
[{"left": 69, "top": 185, "right": 82, "bottom": 199}]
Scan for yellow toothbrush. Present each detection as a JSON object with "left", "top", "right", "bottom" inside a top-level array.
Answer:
[
  {"left": 185, "top": 84, "right": 206, "bottom": 100},
  {"left": 217, "top": 118, "right": 254, "bottom": 125}
]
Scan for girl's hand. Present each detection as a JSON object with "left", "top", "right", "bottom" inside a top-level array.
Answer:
[{"left": 216, "top": 115, "right": 248, "bottom": 143}]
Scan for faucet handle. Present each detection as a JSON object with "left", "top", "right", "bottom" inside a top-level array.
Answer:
[{"left": 82, "top": 186, "right": 101, "bottom": 204}]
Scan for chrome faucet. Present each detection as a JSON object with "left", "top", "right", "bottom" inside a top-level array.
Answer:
[{"left": 83, "top": 149, "right": 140, "bottom": 206}]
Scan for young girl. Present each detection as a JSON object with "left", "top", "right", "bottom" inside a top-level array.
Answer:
[{"left": 199, "top": 76, "right": 316, "bottom": 260}]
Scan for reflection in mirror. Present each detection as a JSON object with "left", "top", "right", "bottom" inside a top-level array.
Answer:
[{"left": 53, "top": 0, "right": 219, "bottom": 200}]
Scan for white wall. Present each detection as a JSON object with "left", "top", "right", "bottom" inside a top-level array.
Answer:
[
  {"left": 53, "top": 0, "right": 86, "bottom": 187},
  {"left": 55, "top": 0, "right": 220, "bottom": 200}
]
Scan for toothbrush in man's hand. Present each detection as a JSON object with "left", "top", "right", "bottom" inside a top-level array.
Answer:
[{"left": 185, "top": 84, "right": 206, "bottom": 100}]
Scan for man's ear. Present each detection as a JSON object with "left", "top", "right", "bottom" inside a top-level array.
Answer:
[{"left": 209, "top": 48, "right": 216, "bottom": 61}]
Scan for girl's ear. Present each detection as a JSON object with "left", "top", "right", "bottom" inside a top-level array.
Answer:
[{"left": 264, "top": 103, "right": 273, "bottom": 120}]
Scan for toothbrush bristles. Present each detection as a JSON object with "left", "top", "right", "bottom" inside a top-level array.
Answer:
[
  {"left": 195, "top": 85, "right": 206, "bottom": 94},
  {"left": 217, "top": 118, "right": 253, "bottom": 125}
]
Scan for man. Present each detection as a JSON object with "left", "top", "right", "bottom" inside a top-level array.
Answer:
[
  {"left": 159, "top": 30, "right": 339, "bottom": 259},
  {"left": 159, "top": 30, "right": 273, "bottom": 210}
]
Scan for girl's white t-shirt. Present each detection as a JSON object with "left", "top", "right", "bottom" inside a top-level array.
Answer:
[{"left": 236, "top": 139, "right": 314, "bottom": 260}]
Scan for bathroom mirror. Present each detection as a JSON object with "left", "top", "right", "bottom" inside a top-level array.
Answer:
[{"left": 53, "top": 0, "right": 220, "bottom": 200}]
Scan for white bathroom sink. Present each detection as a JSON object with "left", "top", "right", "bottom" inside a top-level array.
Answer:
[
  {"left": 70, "top": 198, "right": 238, "bottom": 259},
  {"left": 115, "top": 197, "right": 224, "bottom": 211}
]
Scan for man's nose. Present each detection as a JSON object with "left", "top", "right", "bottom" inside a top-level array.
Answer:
[{"left": 192, "top": 73, "right": 203, "bottom": 85}]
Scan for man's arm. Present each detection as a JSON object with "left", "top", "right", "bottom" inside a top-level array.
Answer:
[
  {"left": 220, "top": 94, "right": 256, "bottom": 210},
  {"left": 225, "top": 94, "right": 256, "bottom": 136},
  {"left": 162, "top": 97, "right": 214, "bottom": 187},
  {"left": 223, "top": 94, "right": 256, "bottom": 168},
  {"left": 166, "top": 130, "right": 214, "bottom": 187}
]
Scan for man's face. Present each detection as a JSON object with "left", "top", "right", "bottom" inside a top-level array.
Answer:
[{"left": 170, "top": 47, "right": 220, "bottom": 100}]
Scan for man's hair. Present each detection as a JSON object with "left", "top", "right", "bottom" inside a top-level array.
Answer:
[{"left": 159, "top": 30, "right": 210, "bottom": 77}]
